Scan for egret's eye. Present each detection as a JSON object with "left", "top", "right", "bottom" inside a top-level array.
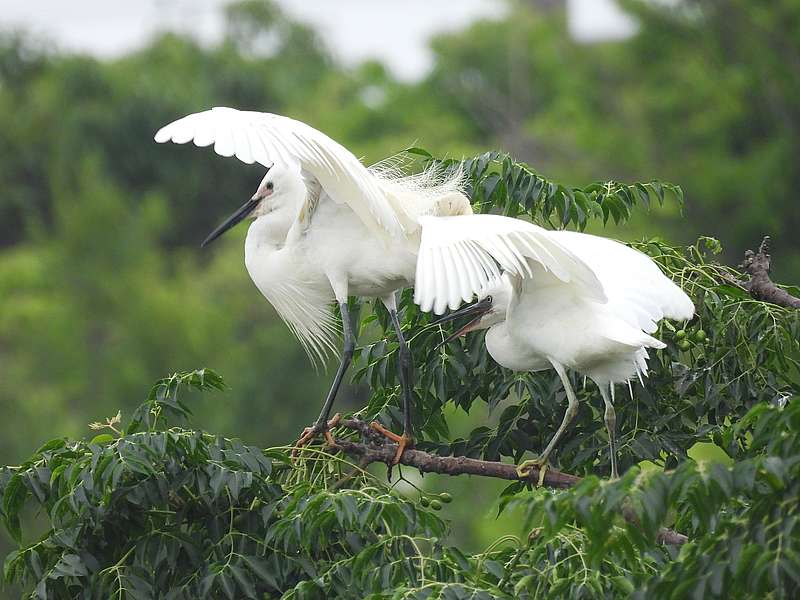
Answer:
[
  {"left": 266, "top": 181, "right": 274, "bottom": 191},
  {"left": 486, "top": 296, "right": 493, "bottom": 304}
]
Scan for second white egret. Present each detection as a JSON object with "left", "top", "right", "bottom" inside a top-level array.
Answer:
[{"left": 415, "top": 214, "right": 694, "bottom": 480}]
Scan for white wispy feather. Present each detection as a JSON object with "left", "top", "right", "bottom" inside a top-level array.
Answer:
[{"left": 259, "top": 280, "right": 340, "bottom": 370}]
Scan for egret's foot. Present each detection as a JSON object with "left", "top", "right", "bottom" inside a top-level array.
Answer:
[
  {"left": 369, "top": 421, "right": 413, "bottom": 465},
  {"left": 292, "top": 413, "right": 341, "bottom": 456},
  {"left": 610, "top": 465, "right": 619, "bottom": 480},
  {"left": 516, "top": 457, "right": 550, "bottom": 487}
]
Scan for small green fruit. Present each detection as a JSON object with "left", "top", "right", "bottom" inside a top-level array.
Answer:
[
  {"left": 694, "top": 329, "right": 706, "bottom": 342},
  {"left": 420, "top": 496, "right": 430, "bottom": 507},
  {"left": 678, "top": 340, "right": 691, "bottom": 351},
  {"left": 675, "top": 330, "right": 687, "bottom": 340},
  {"left": 439, "top": 492, "right": 453, "bottom": 503},
  {"left": 430, "top": 499, "right": 443, "bottom": 510}
]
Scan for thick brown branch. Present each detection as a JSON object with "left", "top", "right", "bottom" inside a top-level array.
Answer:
[
  {"left": 335, "top": 439, "right": 580, "bottom": 488},
  {"left": 738, "top": 236, "right": 800, "bottom": 308},
  {"left": 332, "top": 418, "right": 687, "bottom": 545}
]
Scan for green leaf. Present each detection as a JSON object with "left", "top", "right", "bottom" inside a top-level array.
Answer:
[
  {"left": 405, "top": 146, "right": 432, "bottom": 158},
  {"left": 89, "top": 434, "right": 115, "bottom": 446}
]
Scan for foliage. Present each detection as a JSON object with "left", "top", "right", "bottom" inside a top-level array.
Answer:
[
  {"left": 617, "top": 0, "right": 800, "bottom": 270},
  {"left": 2, "top": 0, "right": 800, "bottom": 471},
  {"left": 0, "top": 0, "right": 478, "bottom": 470},
  {"left": 0, "top": 370, "right": 444, "bottom": 598},
  {"left": 1, "top": 368, "right": 797, "bottom": 599},
  {"left": 408, "top": 148, "right": 684, "bottom": 229}
]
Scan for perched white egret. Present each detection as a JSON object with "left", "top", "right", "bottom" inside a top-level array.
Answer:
[
  {"left": 414, "top": 214, "right": 694, "bottom": 480},
  {"left": 154, "top": 107, "right": 476, "bottom": 459}
]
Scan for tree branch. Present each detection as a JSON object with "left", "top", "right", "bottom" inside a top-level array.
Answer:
[
  {"left": 330, "top": 418, "right": 688, "bottom": 546},
  {"left": 737, "top": 237, "right": 800, "bottom": 308}
]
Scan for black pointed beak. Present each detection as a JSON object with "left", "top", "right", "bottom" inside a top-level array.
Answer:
[
  {"left": 201, "top": 195, "right": 261, "bottom": 248},
  {"left": 432, "top": 297, "right": 493, "bottom": 349}
]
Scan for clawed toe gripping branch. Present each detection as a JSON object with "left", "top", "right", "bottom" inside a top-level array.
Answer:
[{"left": 295, "top": 416, "right": 688, "bottom": 546}]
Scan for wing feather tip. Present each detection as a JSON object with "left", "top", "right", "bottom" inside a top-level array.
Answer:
[{"left": 153, "top": 128, "right": 171, "bottom": 144}]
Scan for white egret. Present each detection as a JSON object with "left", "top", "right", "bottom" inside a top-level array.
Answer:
[
  {"left": 154, "top": 107, "right": 478, "bottom": 460},
  {"left": 414, "top": 214, "right": 694, "bottom": 480}
]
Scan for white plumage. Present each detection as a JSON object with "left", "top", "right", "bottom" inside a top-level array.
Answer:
[
  {"left": 155, "top": 107, "right": 473, "bottom": 457},
  {"left": 416, "top": 214, "right": 694, "bottom": 479},
  {"left": 155, "top": 107, "right": 694, "bottom": 475},
  {"left": 414, "top": 214, "right": 607, "bottom": 314},
  {"left": 155, "top": 107, "right": 434, "bottom": 239}
]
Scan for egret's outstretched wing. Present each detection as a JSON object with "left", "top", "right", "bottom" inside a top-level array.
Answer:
[
  {"left": 414, "top": 214, "right": 606, "bottom": 314},
  {"left": 154, "top": 107, "right": 404, "bottom": 237},
  {"left": 548, "top": 231, "right": 694, "bottom": 332}
]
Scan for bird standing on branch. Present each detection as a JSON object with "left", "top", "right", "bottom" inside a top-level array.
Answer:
[
  {"left": 415, "top": 215, "right": 694, "bottom": 481},
  {"left": 154, "top": 107, "right": 472, "bottom": 461}
]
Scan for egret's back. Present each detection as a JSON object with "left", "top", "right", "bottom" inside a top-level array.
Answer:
[
  {"left": 548, "top": 231, "right": 694, "bottom": 331},
  {"left": 508, "top": 232, "right": 693, "bottom": 385}
]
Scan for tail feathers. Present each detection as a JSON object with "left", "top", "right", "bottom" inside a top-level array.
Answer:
[
  {"left": 430, "top": 191, "right": 473, "bottom": 217},
  {"left": 590, "top": 346, "right": 653, "bottom": 390},
  {"left": 548, "top": 230, "right": 695, "bottom": 329}
]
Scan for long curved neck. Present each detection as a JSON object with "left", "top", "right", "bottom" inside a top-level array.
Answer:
[
  {"left": 485, "top": 321, "right": 515, "bottom": 367},
  {"left": 245, "top": 208, "right": 295, "bottom": 251}
]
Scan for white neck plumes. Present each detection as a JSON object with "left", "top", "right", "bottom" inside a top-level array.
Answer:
[{"left": 244, "top": 216, "right": 338, "bottom": 368}]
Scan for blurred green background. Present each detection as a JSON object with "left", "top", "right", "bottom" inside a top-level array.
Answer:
[{"left": 1, "top": 0, "right": 798, "bottom": 557}]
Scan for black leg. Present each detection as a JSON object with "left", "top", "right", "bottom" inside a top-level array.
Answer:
[
  {"left": 369, "top": 306, "right": 415, "bottom": 464},
  {"left": 314, "top": 302, "right": 355, "bottom": 430},
  {"left": 389, "top": 308, "right": 414, "bottom": 441}
]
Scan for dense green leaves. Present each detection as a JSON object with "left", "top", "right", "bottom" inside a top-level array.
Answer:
[
  {"left": 1, "top": 1, "right": 799, "bottom": 596},
  {"left": 0, "top": 371, "right": 453, "bottom": 598},
  {"left": 1, "top": 373, "right": 797, "bottom": 598},
  {"left": 3, "top": 150, "right": 795, "bottom": 597},
  {"left": 436, "top": 150, "right": 683, "bottom": 229}
]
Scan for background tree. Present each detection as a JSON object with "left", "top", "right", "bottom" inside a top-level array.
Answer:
[{"left": 0, "top": 0, "right": 799, "bottom": 596}]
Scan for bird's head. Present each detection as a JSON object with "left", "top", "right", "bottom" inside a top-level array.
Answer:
[
  {"left": 433, "top": 275, "right": 514, "bottom": 344},
  {"left": 201, "top": 162, "right": 306, "bottom": 247}
]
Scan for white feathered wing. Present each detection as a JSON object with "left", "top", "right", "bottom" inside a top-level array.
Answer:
[
  {"left": 548, "top": 230, "right": 695, "bottom": 331},
  {"left": 155, "top": 107, "right": 409, "bottom": 238},
  {"left": 414, "top": 214, "right": 607, "bottom": 315}
]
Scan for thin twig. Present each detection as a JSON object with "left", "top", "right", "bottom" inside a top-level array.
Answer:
[{"left": 737, "top": 237, "right": 800, "bottom": 309}]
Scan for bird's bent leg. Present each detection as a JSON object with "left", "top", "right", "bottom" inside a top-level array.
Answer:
[
  {"left": 293, "top": 302, "right": 354, "bottom": 453},
  {"left": 600, "top": 386, "right": 619, "bottom": 479},
  {"left": 368, "top": 299, "right": 414, "bottom": 465},
  {"left": 517, "top": 361, "right": 579, "bottom": 486}
]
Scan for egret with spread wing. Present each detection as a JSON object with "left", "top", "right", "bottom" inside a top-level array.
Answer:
[
  {"left": 415, "top": 214, "right": 694, "bottom": 480},
  {"left": 155, "top": 107, "right": 473, "bottom": 460}
]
